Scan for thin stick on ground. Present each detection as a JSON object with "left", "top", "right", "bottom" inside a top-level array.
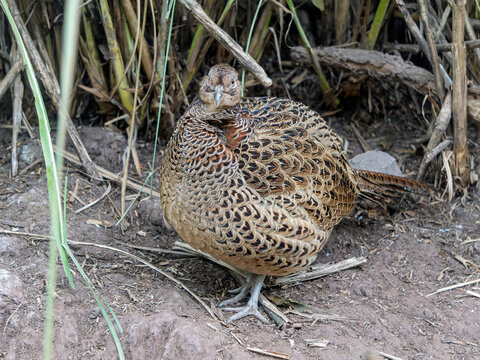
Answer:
[
  {"left": 246, "top": 347, "right": 291, "bottom": 360},
  {"left": 466, "top": 290, "right": 480, "bottom": 299},
  {"left": 426, "top": 278, "right": 480, "bottom": 297},
  {"left": 3, "top": 301, "right": 24, "bottom": 333},
  {"left": 425, "top": 139, "right": 452, "bottom": 164},
  {"left": 75, "top": 184, "right": 112, "bottom": 214},
  {"left": 287, "top": 310, "right": 355, "bottom": 322},
  {"left": 274, "top": 257, "right": 367, "bottom": 285},
  {"left": 378, "top": 351, "right": 404, "bottom": 360}
]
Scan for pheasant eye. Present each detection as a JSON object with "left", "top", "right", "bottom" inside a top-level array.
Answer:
[{"left": 231, "top": 80, "right": 237, "bottom": 89}]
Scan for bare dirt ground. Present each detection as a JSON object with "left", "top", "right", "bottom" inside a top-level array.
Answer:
[{"left": 1, "top": 115, "right": 480, "bottom": 360}]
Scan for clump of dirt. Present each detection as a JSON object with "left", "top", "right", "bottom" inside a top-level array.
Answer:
[{"left": 1, "top": 123, "right": 479, "bottom": 359}]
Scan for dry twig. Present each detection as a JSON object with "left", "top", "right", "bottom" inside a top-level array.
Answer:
[
  {"left": 0, "top": 58, "right": 23, "bottom": 100},
  {"left": 246, "top": 347, "right": 290, "bottom": 360},
  {"left": 274, "top": 257, "right": 367, "bottom": 285},
  {"left": 394, "top": 0, "right": 450, "bottom": 89},
  {"left": 178, "top": 0, "right": 272, "bottom": 87},
  {"left": 426, "top": 278, "right": 480, "bottom": 297}
]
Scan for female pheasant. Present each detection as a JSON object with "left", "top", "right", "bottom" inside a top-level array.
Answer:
[{"left": 159, "top": 64, "right": 426, "bottom": 323}]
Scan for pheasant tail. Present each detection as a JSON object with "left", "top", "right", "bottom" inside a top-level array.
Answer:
[{"left": 353, "top": 169, "right": 429, "bottom": 197}]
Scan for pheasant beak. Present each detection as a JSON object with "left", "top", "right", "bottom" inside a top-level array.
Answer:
[{"left": 214, "top": 85, "right": 224, "bottom": 108}]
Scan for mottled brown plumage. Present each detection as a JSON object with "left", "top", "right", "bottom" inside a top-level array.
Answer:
[{"left": 159, "top": 64, "right": 426, "bottom": 323}]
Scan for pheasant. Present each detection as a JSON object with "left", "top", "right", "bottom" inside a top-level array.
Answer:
[{"left": 159, "top": 64, "right": 427, "bottom": 323}]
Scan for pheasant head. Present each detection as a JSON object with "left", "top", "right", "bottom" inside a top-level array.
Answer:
[{"left": 199, "top": 64, "right": 241, "bottom": 111}]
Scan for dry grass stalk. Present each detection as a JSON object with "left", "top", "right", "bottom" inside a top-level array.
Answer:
[
  {"left": 54, "top": 146, "right": 160, "bottom": 197},
  {"left": 287, "top": 310, "right": 355, "bottom": 322},
  {"left": 394, "top": 0, "right": 442, "bottom": 89},
  {"left": 425, "top": 140, "right": 453, "bottom": 164},
  {"left": 5, "top": 0, "right": 100, "bottom": 179},
  {"left": 8, "top": 54, "right": 24, "bottom": 177},
  {"left": 441, "top": 150, "right": 454, "bottom": 201},
  {"left": 418, "top": 0, "right": 445, "bottom": 99},
  {"left": 98, "top": 0, "right": 134, "bottom": 116},
  {"left": 335, "top": 0, "right": 350, "bottom": 44},
  {"left": 120, "top": 0, "right": 154, "bottom": 82},
  {"left": 259, "top": 294, "right": 291, "bottom": 325},
  {"left": 417, "top": 92, "right": 452, "bottom": 180},
  {"left": 463, "top": 12, "right": 480, "bottom": 67},
  {"left": 451, "top": 0, "right": 470, "bottom": 186}
]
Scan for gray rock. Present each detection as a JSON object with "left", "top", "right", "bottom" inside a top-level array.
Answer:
[
  {"left": 137, "top": 198, "right": 166, "bottom": 227},
  {"left": 0, "top": 268, "right": 24, "bottom": 303},
  {"left": 19, "top": 139, "right": 43, "bottom": 167},
  {"left": 0, "top": 236, "right": 24, "bottom": 255},
  {"left": 349, "top": 150, "right": 403, "bottom": 176}
]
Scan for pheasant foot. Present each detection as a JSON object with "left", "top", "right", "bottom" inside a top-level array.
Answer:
[
  {"left": 218, "top": 274, "right": 254, "bottom": 306},
  {"left": 219, "top": 274, "right": 268, "bottom": 323}
]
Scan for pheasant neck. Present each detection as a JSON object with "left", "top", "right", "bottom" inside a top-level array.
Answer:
[{"left": 186, "top": 99, "right": 237, "bottom": 121}]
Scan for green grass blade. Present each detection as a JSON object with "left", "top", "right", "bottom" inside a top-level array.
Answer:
[
  {"left": 0, "top": 2, "right": 72, "bottom": 359},
  {"left": 367, "top": 0, "right": 390, "bottom": 50},
  {"left": 253, "top": 10, "right": 273, "bottom": 59},
  {"left": 241, "top": 0, "right": 264, "bottom": 96},
  {"left": 0, "top": 0, "right": 73, "bottom": 287},
  {"left": 57, "top": 1, "right": 125, "bottom": 357},
  {"left": 151, "top": 0, "right": 176, "bottom": 192},
  {"left": 286, "top": 0, "right": 339, "bottom": 106},
  {"left": 1, "top": 1, "right": 125, "bottom": 358},
  {"left": 59, "top": 175, "right": 72, "bottom": 286},
  {"left": 65, "top": 251, "right": 125, "bottom": 352}
]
